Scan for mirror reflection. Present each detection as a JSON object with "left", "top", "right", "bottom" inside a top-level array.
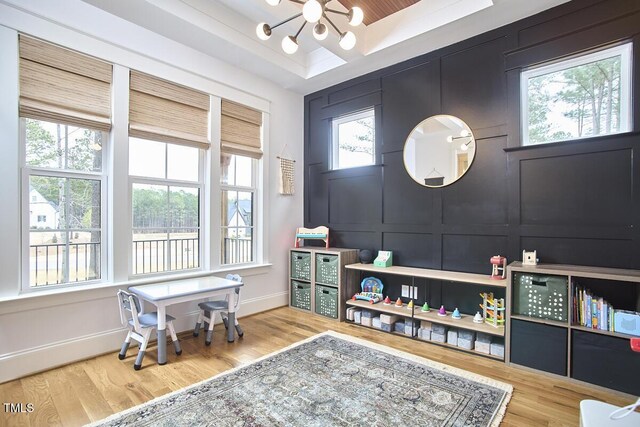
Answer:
[{"left": 403, "top": 115, "right": 476, "bottom": 187}]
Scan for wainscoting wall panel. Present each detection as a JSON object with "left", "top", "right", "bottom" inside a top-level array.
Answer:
[{"left": 304, "top": 0, "right": 640, "bottom": 273}]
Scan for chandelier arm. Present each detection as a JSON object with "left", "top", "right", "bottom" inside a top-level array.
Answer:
[
  {"left": 324, "top": 8, "right": 349, "bottom": 17},
  {"left": 323, "top": 14, "right": 342, "bottom": 34},
  {"left": 270, "top": 12, "right": 303, "bottom": 30},
  {"left": 288, "top": 0, "right": 305, "bottom": 4},
  {"left": 294, "top": 20, "right": 307, "bottom": 38}
]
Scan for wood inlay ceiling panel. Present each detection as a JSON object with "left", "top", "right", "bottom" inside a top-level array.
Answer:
[{"left": 336, "top": 0, "right": 420, "bottom": 25}]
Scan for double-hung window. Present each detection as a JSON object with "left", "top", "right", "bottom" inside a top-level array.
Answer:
[
  {"left": 129, "top": 138, "right": 203, "bottom": 275},
  {"left": 19, "top": 36, "right": 112, "bottom": 289},
  {"left": 221, "top": 154, "right": 256, "bottom": 265},
  {"left": 24, "top": 119, "right": 106, "bottom": 287}
]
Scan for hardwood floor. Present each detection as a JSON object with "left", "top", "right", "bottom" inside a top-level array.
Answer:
[{"left": 1, "top": 306, "right": 635, "bottom": 426}]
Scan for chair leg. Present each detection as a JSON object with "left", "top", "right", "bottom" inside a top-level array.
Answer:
[
  {"left": 193, "top": 310, "right": 203, "bottom": 337},
  {"left": 234, "top": 318, "right": 244, "bottom": 337},
  {"left": 134, "top": 329, "right": 151, "bottom": 370},
  {"left": 118, "top": 330, "right": 132, "bottom": 360},
  {"left": 168, "top": 322, "right": 182, "bottom": 355},
  {"left": 205, "top": 314, "right": 215, "bottom": 346},
  {"left": 221, "top": 312, "right": 229, "bottom": 330}
]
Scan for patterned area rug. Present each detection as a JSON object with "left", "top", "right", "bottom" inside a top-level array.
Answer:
[{"left": 89, "top": 331, "right": 512, "bottom": 426}]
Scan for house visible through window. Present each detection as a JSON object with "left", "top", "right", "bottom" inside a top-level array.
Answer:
[
  {"left": 332, "top": 108, "right": 375, "bottom": 169},
  {"left": 25, "top": 119, "right": 105, "bottom": 287},
  {"left": 521, "top": 42, "right": 632, "bottom": 145},
  {"left": 129, "top": 138, "right": 202, "bottom": 275}
]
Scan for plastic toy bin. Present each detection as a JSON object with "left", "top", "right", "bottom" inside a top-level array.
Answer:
[
  {"left": 315, "top": 254, "right": 339, "bottom": 285},
  {"left": 512, "top": 272, "right": 568, "bottom": 322},
  {"left": 315, "top": 284, "right": 338, "bottom": 319},
  {"left": 291, "top": 280, "right": 311, "bottom": 311},
  {"left": 291, "top": 251, "right": 311, "bottom": 281}
]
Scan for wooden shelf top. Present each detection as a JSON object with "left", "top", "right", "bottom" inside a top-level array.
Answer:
[
  {"left": 508, "top": 262, "right": 640, "bottom": 283},
  {"left": 346, "top": 299, "right": 505, "bottom": 337},
  {"left": 345, "top": 263, "right": 507, "bottom": 287},
  {"left": 511, "top": 314, "right": 568, "bottom": 328}
]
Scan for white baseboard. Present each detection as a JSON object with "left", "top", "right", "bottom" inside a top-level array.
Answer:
[{"left": 0, "top": 291, "right": 288, "bottom": 383}]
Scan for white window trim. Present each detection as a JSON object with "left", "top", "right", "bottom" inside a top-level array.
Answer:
[
  {"left": 20, "top": 119, "right": 108, "bottom": 292},
  {"left": 521, "top": 42, "right": 633, "bottom": 146},
  {"left": 128, "top": 141, "right": 205, "bottom": 278},
  {"left": 331, "top": 108, "right": 376, "bottom": 170}
]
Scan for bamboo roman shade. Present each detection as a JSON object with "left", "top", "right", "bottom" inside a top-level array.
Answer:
[
  {"left": 221, "top": 99, "right": 263, "bottom": 159},
  {"left": 19, "top": 35, "right": 113, "bottom": 131},
  {"left": 129, "top": 71, "right": 210, "bottom": 149}
]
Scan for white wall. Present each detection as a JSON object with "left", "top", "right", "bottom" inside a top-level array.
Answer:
[{"left": 0, "top": 0, "right": 303, "bottom": 383}]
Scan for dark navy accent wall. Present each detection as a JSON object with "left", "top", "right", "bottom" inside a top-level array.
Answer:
[{"left": 304, "top": 0, "right": 640, "bottom": 274}]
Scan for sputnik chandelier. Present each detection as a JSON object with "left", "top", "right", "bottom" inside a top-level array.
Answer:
[{"left": 256, "top": 0, "right": 364, "bottom": 54}]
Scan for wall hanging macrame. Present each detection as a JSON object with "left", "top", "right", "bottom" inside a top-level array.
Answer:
[{"left": 278, "top": 148, "right": 295, "bottom": 195}]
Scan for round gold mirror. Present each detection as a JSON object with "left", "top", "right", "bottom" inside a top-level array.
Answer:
[{"left": 402, "top": 115, "right": 476, "bottom": 187}]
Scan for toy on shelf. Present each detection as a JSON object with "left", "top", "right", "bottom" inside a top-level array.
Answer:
[
  {"left": 437, "top": 305, "right": 447, "bottom": 316},
  {"left": 490, "top": 255, "right": 507, "bottom": 280},
  {"left": 473, "top": 312, "right": 483, "bottom": 323},
  {"left": 479, "top": 292, "right": 505, "bottom": 327},
  {"left": 407, "top": 300, "right": 414, "bottom": 310},
  {"left": 451, "top": 308, "right": 461, "bottom": 320},
  {"left": 373, "top": 250, "right": 393, "bottom": 268},
  {"left": 421, "top": 302, "right": 430, "bottom": 312},
  {"left": 294, "top": 226, "right": 329, "bottom": 249},
  {"left": 522, "top": 250, "right": 538, "bottom": 266},
  {"left": 395, "top": 297, "right": 403, "bottom": 307},
  {"left": 352, "top": 277, "right": 384, "bottom": 304},
  {"left": 383, "top": 296, "right": 391, "bottom": 305}
]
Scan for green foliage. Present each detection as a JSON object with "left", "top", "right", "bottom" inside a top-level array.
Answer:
[
  {"left": 132, "top": 187, "right": 199, "bottom": 229},
  {"left": 339, "top": 118, "right": 375, "bottom": 155},
  {"left": 27, "top": 120, "right": 101, "bottom": 230},
  {"left": 527, "top": 55, "right": 621, "bottom": 143}
]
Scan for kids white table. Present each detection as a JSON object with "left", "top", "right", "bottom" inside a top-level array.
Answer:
[{"left": 129, "top": 275, "right": 243, "bottom": 365}]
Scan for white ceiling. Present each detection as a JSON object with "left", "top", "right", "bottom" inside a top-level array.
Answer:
[{"left": 81, "top": 0, "right": 571, "bottom": 94}]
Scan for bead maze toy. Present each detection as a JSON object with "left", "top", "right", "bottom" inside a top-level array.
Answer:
[
  {"left": 479, "top": 292, "right": 505, "bottom": 327},
  {"left": 294, "top": 226, "right": 329, "bottom": 249},
  {"left": 490, "top": 255, "right": 507, "bottom": 280},
  {"left": 351, "top": 277, "right": 384, "bottom": 304}
]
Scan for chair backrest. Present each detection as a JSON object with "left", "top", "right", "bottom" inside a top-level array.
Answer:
[
  {"left": 117, "top": 290, "right": 142, "bottom": 331},
  {"left": 226, "top": 274, "right": 242, "bottom": 309}
]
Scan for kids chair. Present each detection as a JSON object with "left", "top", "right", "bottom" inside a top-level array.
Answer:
[
  {"left": 193, "top": 274, "right": 244, "bottom": 346},
  {"left": 117, "top": 290, "right": 182, "bottom": 370}
]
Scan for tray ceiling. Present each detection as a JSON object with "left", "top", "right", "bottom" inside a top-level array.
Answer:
[{"left": 337, "top": 0, "right": 420, "bottom": 25}]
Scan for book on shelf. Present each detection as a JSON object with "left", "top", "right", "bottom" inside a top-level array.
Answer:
[{"left": 574, "top": 286, "right": 614, "bottom": 332}]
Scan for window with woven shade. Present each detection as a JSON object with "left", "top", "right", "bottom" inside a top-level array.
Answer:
[
  {"left": 219, "top": 100, "right": 262, "bottom": 266},
  {"left": 128, "top": 72, "right": 208, "bottom": 276},
  {"left": 221, "top": 99, "right": 263, "bottom": 159},
  {"left": 19, "top": 35, "right": 112, "bottom": 131},
  {"left": 129, "top": 71, "right": 210, "bottom": 149},
  {"left": 19, "top": 35, "right": 111, "bottom": 289}
]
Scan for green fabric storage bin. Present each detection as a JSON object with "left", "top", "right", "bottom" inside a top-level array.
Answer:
[
  {"left": 512, "top": 273, "right": 568, "bottom": 322},
  {"left": 291, "top": 251, "right": 311, "bottom": 281},
  {"left": 315, "top": 284, "right": 338, "bottom": 319},
  {"left": 315, "top": 254, "right": 339, "bottom": 285},
  {"left": 291, "top": 280, "right": 311, "bottom": 311}
]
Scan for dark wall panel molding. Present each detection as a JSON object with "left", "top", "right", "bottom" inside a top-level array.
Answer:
[
  {"left": 304, "top": 0, "right": 640, "bottom": 272},
  {"left": 441, "top": 36, "right": 508, "bottom": 130}
]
